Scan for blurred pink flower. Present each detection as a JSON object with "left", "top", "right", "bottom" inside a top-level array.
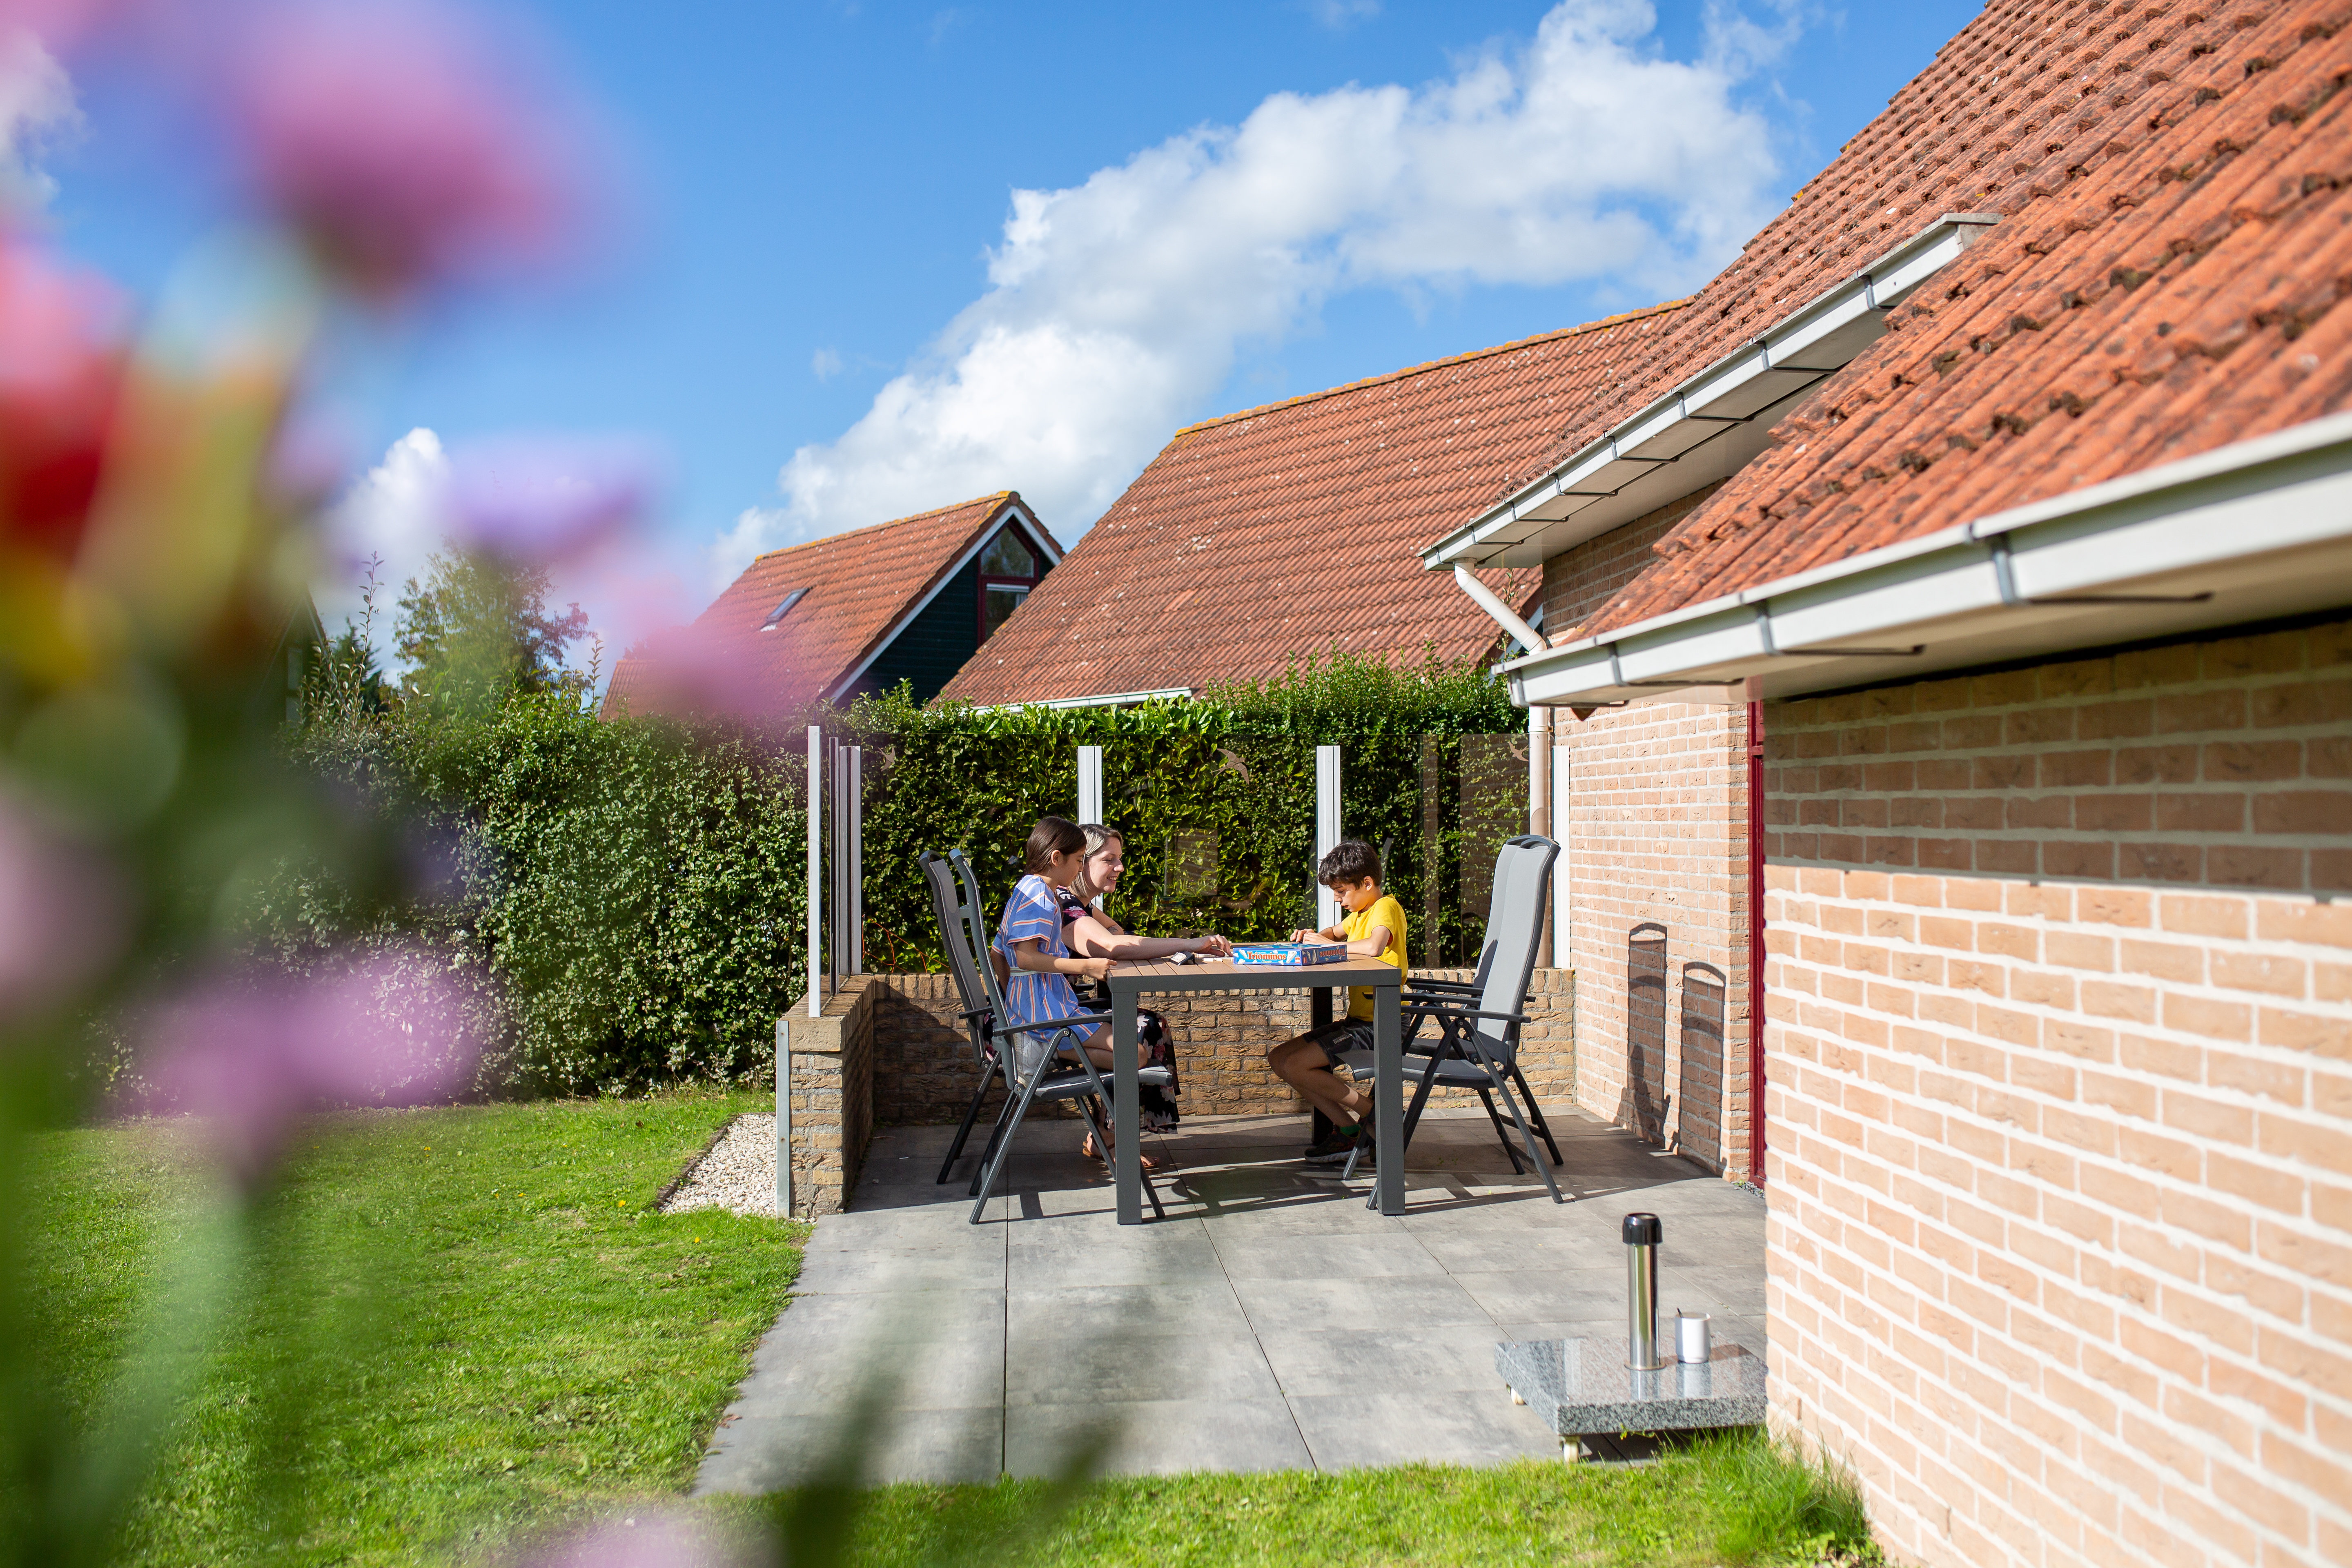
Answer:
[
  {"left": 445, "top": 437, "right": 654, "bottom": 566},
  {"left": 601, "top": 619, "right": 779, "bottom": 724},
  {"left": 520, "top": 1510, "right": 731, "bottom": 1568},
  {"left": 0, "top": 237, "right": 128, "bottom": 558},
  {"left": 0, "top": 792, "right": 122, "bottom": 1024},
  {"left": 226, "top": 1, "right": 584, "bottom": 295},
  {"left": 138, "top": 948, "right": 486, "bottom": 1186}
]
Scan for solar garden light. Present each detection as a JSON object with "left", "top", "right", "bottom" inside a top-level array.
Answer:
[{"left": 1623, "top": 1212, "right": 1669, "bottom": 1372}]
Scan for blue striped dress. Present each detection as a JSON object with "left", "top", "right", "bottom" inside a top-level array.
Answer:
[{"left": 995, "top": 874, "right": 1087, "bottom": 1074}]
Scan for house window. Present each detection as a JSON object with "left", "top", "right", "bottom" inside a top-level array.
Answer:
[{"left": 976, "top": 527, "right": 1039, "bottom": 643}]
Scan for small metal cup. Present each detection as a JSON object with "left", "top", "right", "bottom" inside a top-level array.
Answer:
[{"left": 1675, "top": 1310, "right": 1711, "bottom": 1365}]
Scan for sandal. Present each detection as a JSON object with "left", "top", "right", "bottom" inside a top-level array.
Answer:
[{"left": 1081, "top": 1132, "right": 1162, "bottom": 1172}]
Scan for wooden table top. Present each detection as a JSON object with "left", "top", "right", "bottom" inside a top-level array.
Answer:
[{"left": 1103, "top": 956, "right": 1402, "bottom": 989}]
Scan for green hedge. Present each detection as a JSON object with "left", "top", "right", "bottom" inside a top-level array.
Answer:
[{"left": 278, "top": 648, "right": 1522, "bottom": 1094}]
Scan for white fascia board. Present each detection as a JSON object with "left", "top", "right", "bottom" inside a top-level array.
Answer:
[
  {"left": 828, "top": 496, "right": 1039, "bottom": 702},
  {"left": 1498, "top": 411, "right": 2352, "bottom": 707},
  {"left": 1424, "top": 213, "right": 1997, "bottom": 572}
]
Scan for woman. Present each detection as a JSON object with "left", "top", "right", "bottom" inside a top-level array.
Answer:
[
  {"left": 994, "top": 816, "right": 1149, "bottom": 1167},
  {"left": 1062, "top": 824, "right": 1232, "bottom": 1136}
]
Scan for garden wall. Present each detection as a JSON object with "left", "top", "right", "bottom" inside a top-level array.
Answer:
[
  {"left": 1760, "top": 618, "right": 2352, "bottom": 1568},
  {"left": 775, "top": 968, "right": 1577, "bottom": 1214}
]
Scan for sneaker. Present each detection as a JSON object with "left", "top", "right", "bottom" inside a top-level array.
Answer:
[{"left": 1303, "top": 1127, "right": 1361, "bottom": 1166}]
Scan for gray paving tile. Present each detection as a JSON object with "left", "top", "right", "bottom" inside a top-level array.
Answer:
[
  {"left": 698, "top": 1110, "right": 1764, "bottom": 1490},
  {"left": 1008, "top": 1280, "right": 1252, "bottom": 1340},
  {"left": 1005, "top": 1331, "right": 1281, "bottom": 1406},
  {"left": 1448, "top": 1267, "right": 1625, "bottom": 1324},
  {"left": 1213, "top": 1232, "right": 1444, "bottom": 1281},
  {"left": 1257, "top": 1324, "right": 1509, "bottom": 1397},
  {"left": 1288, "top": 1388, "right": 1561, "bottom": 1470},
  {"left": 1004, "top": 1396, "right": 1311, "bottom": 1477},
  {"left": 1230, "top": 1272, "right": 1493, "bottom": 1332}
]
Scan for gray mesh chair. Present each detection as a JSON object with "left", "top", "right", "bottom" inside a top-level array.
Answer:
[
  {"left": 1341, "top": 835, "right": 1565, "bottom": 1202},
  {"left": 920, "top": 850, "right": 1004, "bottom": 1185},
  {"left": 942, "top": 849, "right": 1171, "bottom": 1225}
]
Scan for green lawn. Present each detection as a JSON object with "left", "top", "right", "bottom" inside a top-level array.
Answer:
[
  {"left": 29, "top": 1097, "right": 1870, "bottom": 1567},
  {"left": 26, "top": 1090, "right": 801, "bottom": 1565}
]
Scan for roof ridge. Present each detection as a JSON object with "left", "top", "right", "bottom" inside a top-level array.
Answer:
[
  {"left": 750, "top": 490, "right": 1016, "bottom": 563},
  {"left": 1168, "top": 300, "right": 1691, "bottom": 440}
]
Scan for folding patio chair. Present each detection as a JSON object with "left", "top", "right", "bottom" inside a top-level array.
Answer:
[
  {"left": 1340, "top": 835, "right": 1565, "bottom": 1203},
  {"left": 938, "top": 849, "right": 1171, "bottom": 1225},
  {"left": 919, "top": 849, "right": 1004, "bottom": 1185}
]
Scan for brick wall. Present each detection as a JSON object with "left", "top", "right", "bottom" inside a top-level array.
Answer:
[
  {"left": 1543, "top": 489, "right": 1754, "bottom": 1177},
  {"left": 1761, "top": 618, "right": 2352, "bottom": 1568},
  {"left": 842, "top": 969, "right": 1575, "bottom": 1127}
]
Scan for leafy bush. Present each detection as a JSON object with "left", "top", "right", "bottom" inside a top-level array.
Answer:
[{"left": 269, "top": 646, "right": 1519, "bottom": 1094}]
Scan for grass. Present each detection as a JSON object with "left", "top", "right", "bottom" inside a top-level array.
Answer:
[
  {"left": 25, "top": 1089, "right": 802, "bottom": 1564},
  {"left": 29, "top": 1097, "right": 1874, "bottom": 1567},
  {"left": 708, "top": 1437, "right": 1878, "bottom": 1567}
]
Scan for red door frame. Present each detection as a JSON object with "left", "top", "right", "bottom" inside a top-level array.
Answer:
[{"left": 1746, "top": 699, "right": 1768, "bottom": 1184}]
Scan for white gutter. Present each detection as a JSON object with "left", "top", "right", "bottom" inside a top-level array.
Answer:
[
  {"left": 1423, "top": 213, "right": 1997, "bottom": 576},
  {"left": 1453, "top": 564, "right": 1547, "bottom": 653},
  {"left": 1501, "top": 410, "right": 2352, "bottom": 708}
]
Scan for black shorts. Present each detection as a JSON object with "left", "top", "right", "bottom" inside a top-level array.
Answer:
[{"left": 1294, "top": 1015, "right": 1376, "bottom": 1066}]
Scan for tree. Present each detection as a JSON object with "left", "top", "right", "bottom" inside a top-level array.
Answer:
[{"left": 393, "top": 550, "right": 588, "bottom": 718}]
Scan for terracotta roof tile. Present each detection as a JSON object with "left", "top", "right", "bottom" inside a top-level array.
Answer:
[
  {"left": 603, "top": 492, "right": 1031, "bottom": 717},
  {"left": 1582, "top": 0, "right": 2352, "bottom": 637},
  {"left": 937, "top": 308, "right": 1684, "bottom": 706}
]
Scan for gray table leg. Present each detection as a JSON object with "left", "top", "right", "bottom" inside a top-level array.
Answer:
[
  {"left": 1114, "top": 987, "right": 1141, "bottom": 1225},
  {"left": 1374, "top": 979, "right": 1403, "bottom": 1215},
  {"left": 1310, "top": 984, "right": 1334, "bottom": 1145}
]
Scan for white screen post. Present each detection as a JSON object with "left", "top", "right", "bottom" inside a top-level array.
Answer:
[
  {"left": 1076, "top": 744, "right": 1104, "bottom": 827},
  {"left": 1315, "top": 744, "right": 1341, "bottom": 931}
]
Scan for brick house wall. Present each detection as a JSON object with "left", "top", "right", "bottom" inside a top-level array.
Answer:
[
  {"left": 1542, "top": 486, "right": 1754, "bottom": 1176},
  {"left": 1760, "top": 618, "right": 2352, "bottom": 1568}
]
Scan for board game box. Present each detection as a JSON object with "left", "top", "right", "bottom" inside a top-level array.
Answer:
[{"left": 1230, "top": 942, "right": 1351, "bottom": 967}]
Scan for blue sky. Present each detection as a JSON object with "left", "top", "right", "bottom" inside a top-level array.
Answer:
[{"left": 31, "top": 0, "right": 1982, "bottom": 637}]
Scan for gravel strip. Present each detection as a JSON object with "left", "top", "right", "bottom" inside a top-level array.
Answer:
[{"left": 658, "top": 1114, "right": 778, "bottom": 1218}]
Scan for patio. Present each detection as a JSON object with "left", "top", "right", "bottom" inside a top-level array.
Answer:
[{"left": 695, "top": 1104, "right": 1767, "bottom": 1491}]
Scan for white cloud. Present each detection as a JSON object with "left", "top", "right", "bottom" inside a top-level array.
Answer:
[
  {"left": 1305, "top": 0, "right": 1381, "bottom": 31},
  {"left": 0, "top": 28, "right": 80, "bottom": 218},
  {"left": 713, "top": 0, "right": 1792, "bottom": 586},
  {"left": 810, "top": 346, "right": 843, "bottom": 381},
  {"left": 321, "top": 428, "right": 452, "bottom": 663}
]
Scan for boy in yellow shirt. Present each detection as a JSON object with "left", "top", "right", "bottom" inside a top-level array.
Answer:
[{"left": 1266, "top": 840, "right": 1407, "bottom": 1166}]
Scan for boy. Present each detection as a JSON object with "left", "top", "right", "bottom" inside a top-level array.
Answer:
[{"left": 1265, "top": 840, "right": 1406, "bottom": 1165}]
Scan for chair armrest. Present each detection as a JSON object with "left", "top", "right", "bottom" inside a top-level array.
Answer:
[
  {"left": 1402, "top": 1000, "right": 1530, "bottom": 1026},
  {"left": 1405, "top": 978, "right": 1480, "bottom": 993},
  {"left": 995, "top": 1011, "right": 1110, "bottom": 1038},
  {"left": 959, "top": 1007, "right": 994, "bottom": 1023}
]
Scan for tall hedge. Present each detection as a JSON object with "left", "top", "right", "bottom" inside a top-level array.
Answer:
[
  {"left": 840, "top": 646, "right": 1521, "bottom": 975},
  {"left": 279, "top": 648, "right": 1520, "bottom": 1094}
]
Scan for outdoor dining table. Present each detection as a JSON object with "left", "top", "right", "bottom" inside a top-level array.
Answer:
[{"left": 1104, "top": 956, "right": 1404, "bottom": 1224}]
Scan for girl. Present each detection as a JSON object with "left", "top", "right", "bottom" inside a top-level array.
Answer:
[
  {"left": 995, "top": 816, "right": 1158, "bottom": 1169},
  {"left": 1062, "top": 824, "right": 1231, "bottom": 1134}
]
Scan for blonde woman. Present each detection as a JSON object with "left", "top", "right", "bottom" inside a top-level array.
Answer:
[{"left": 1059, "top": 824, "right": 1231, "bottom": 1135}]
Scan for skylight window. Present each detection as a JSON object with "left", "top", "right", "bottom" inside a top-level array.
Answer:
[{"left": 760, "top": 588, "right": 808, "bottom": 630}]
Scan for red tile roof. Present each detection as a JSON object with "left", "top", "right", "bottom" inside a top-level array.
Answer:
[
  {"left": 937, "top": 308, "right": 1685, "bottom": 705},
  {"left": 603, "top": 492, "right": 1037, "bottom": 718},
  {"left": 1561, "top": 0, "right": 2352, "bottom": 638}
]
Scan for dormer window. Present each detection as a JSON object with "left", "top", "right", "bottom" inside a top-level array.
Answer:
[
  {"left": 977, "top": 527, "right": 1039, "bottom": 643},
  {"left": 760, "top": 588, "right": 808, "bottom": 631}
]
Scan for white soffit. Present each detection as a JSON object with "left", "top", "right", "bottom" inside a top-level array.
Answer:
[
  {"left": 1499, "top": 411, "right": 2352, "bottom": 709},
  {"left": 1423, "top": 213, "right": 1998, "bottom": 572}
]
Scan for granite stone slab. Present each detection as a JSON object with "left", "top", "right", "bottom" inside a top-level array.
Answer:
[{"left": 1494, "top": 1335, "right": 1767, "bottom": 1438}]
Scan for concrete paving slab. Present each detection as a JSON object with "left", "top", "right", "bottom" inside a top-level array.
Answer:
[
  {"left": 1005, "top": 1396, "right": 1312, "bottom": 1477},
  {"left": 697, "top": 1106, "right": 1766, "bottom": 1490}
]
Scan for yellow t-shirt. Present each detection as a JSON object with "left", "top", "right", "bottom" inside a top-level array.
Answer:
[{"left": 1342, "top": 893, "right": 1408, "bottom": 1020}]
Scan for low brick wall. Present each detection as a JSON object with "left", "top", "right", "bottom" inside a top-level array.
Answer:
[
  {"left": 859, "top": 968, "right": 1574, "bottom": 1123},
  {"left": 772, "top": 969, "right": 1576, "bottom": 1214}
]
